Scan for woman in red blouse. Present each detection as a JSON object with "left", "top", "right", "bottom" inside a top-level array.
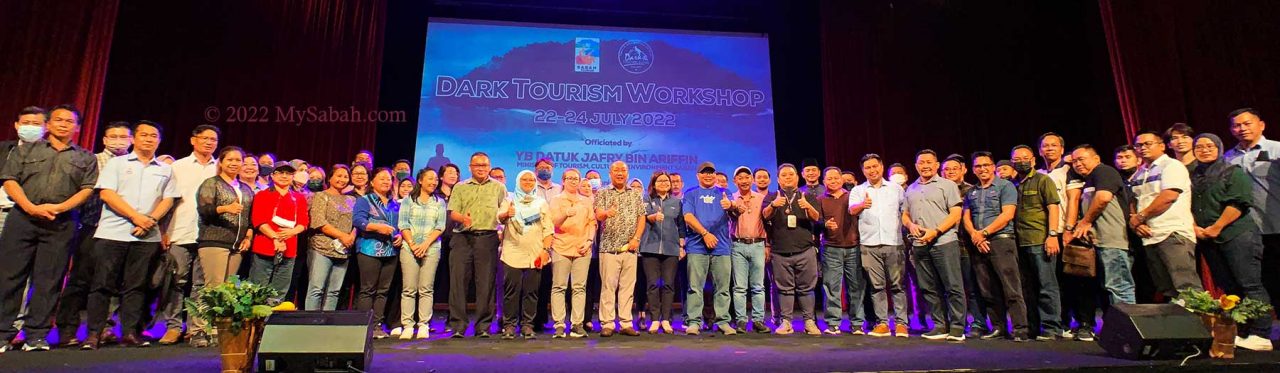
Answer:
[{"left": 248, "top": 161, "right": 310, "bottom": 298}]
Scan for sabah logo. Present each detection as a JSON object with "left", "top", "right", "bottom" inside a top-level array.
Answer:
[
  {"left": 574, "top": 38, "right": 600, "bottom": 73},
  {"left": 618, "top": 40, "right": 654, "bottom": 74}
]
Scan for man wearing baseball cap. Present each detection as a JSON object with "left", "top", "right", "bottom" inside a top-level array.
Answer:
[
  {"left": 727, "top": 166, "right": 769, "bottom": 333},
  {"left": 681, "top": 161, "right": 736, "bottom": 335}
]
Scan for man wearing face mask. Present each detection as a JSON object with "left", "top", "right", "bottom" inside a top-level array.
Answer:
[
  {"left": 56, "top": 121, "right": 133, "bottom": 347},
  {"left": 393, "top": 159, "right": 412, "bottom": 184},
  {"left": 0, "top": 105, "right": 99, "bottom": 353},
  {"left": 159, "top": 124, "right": 220, "bottom": 347},
  {"left": 1009, "top": 145, "right": 1064, "bottom": 341},
  {"left": 888, "top": 163, "right": 910, "bottom": 189},
  {"left": 533, "top": 158, "right": 562, "bottom": 202},
  {"left": 585, "top": 169, "right": 603, "bottom": 191},
  {"left": 1113, "top": 145, "right": 1139, "bottom": 180},
  {"left": 1, "top": 107, "right": 48, "bottom": 337},
  {"left": 841, "top": 171, "right": 858, "bottom": 191},
  {"left": 290, "top": 159, "right": 311, "bottom": 192}
]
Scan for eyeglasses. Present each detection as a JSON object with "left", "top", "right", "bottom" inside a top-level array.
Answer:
[
  {"left": 973, "top": 163, "right": 994, "bottom": 169},
  {"left": 1134, "top": 141, "right": 1161, "bottom": 148}
]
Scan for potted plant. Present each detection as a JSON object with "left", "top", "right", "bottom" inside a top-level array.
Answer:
[
  {"left": 1176, "top": 288, "right": 1274, "bottom": 359},
  {"left": 185, "top": 276, "right": 280, "bottom": 372}
]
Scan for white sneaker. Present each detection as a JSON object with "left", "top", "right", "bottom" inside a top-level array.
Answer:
[
  {"left": 1060, "top": 329, "right": 1075, "bottom": 339},
  {"left": 390, "top": 327, "right": 403, "bottom": 338},
  {"left": 399, "top": 326, "right": 415, "bottom": 340},
  {"left": 416, "top": 324, "right": 430, "bottom": 339},
  {"left": 1237, "top": 335, "right": 1274, "bottom": 351}
]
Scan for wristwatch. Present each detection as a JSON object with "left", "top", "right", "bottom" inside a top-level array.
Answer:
[{"left": 1048, "top": 230, "right": 1061, "bottom": 237}]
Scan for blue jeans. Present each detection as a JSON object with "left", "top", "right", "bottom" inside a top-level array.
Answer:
[
  {"left": 1019, "top": 245, "right": 1062, "bottom": 335},
  {"left": 822, "top": 245, "right": 866, "bottom": 329},
  {"left": 686, "top": 253, "right": 731, "bottom": 328},
  {"left": 248, "top": 254, "right": 295, "bottom": 299},
  {"left": 305, "top": 253, "right": 349, "bottom": 311},
  {"left": 731, "top": 242, "right": 767, "bottom": 323},
  {"left": 1097, "top": 247, "right": 1136, "bottom": 305}
]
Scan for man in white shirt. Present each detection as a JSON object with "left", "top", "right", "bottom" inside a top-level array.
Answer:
[
  {"left": 1128, "top": 131, "right": 1202, "bottom": 298},
  {"left": 158, "top": 124, "right": 220, "bottom": 347},
  {"left": 849, "top": 154, "right": 909, "bottom": 338}
]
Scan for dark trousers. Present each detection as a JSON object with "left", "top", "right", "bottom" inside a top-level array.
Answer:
[
  {"left": 771, "top": 249, "right": 819, "bottom": 321},
  {"left": 501, "top": 264, "right": 541, "bottom": 328},
  {"left": 1263, "top": 234, "right": 1280, "bottom": 314},
  {"left": 56, "top": 225, "right": 98, "bottom": 339},
  {"left": 1058, "top": 259, "right": 1099, "bottom": 330},
  {"left": 960, "top": 245, "right": 989, "bottom": 332},
  {"left": 447, "top": 231, "right": 498, "bottom": 334},
  {"left": 0, "top": 210, "right": 75, "bottom": 341},
  {"left": 972, "top": 238, "right": 1029, "bottom": 336},
  {"left": 1145, "top": 234, "right": 1203, "bottom": 297},
  {"left": 911, "top": 241, "right": 966, "bottom": 331},
  {"left": 1203, "top": 231, "right": 1273, "bottom": 338},
  {"left": 356, "top": 254, "right": 397, "bottom": 326},
  {"left": 641, "top": 253, "right": 679, "bottom": 321},
  {"left": 87, "top": 239, "right": 159, "bottom": 335}
]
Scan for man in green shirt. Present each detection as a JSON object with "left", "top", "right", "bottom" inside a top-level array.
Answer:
[
  {"left": 446, "top": 152, "right": 511, "bottom": 338},
  {"left": 1010, "top": 145, "right": 1063, "bottom": 341}
]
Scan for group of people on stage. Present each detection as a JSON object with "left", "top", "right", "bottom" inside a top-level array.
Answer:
[{"left": 0, "top": 104, "right": 1276, "bottom": 353}]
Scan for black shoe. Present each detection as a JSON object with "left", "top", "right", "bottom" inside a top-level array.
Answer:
[
  {"left": 522, "top": 328, "right": 537, "bottom": 340},
  {"left": 501, "top": 326, "right": 516, "bottom": 340},
  {"left": 735, "top": 321, "right": 748, "bottom": 334},
  {"left": 752, "top": 321, "right": 771, "bottom": 333},
  {"left": 476, "top": 331, "right": 491, "bottom": 339},
  {"left": 450, "top": 331, "right": 465, "bottom": 339},
  {"left": 1012, "top": 334, "right": 1030, "bottom": 343},
  {"left": 922, "top": 328, "right": 949, "bottom": 340},
  {"left": 980, "top": 330, "right": 1007, "bottom": 340},
  {"left": 966, "top": 329, "right": 984, "bottom": 339},
  {"left": 1074, "top": 328, "right": 1095, "bottom": 342}
]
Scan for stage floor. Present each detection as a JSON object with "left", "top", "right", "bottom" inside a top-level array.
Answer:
[{"left": 5, "top": 323, "right": 1279, "bottom": 373}]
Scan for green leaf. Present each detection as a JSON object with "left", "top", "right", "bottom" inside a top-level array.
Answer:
[{"left": 251, "top": 305, "right": 274, "bottom": 318}]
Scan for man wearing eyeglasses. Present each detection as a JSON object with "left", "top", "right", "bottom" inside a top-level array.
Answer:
[
  {"left": 158, "top": 124, "right": 220, "bottom": 347},
  {"left": 0, "top": 105, "right": 98, "bottom": 353},
  {"left": 1128, "top": 131, "right": 1203, "bottom": 301},
  {"left": 446, "top": 152, "right": 509, "bottom": 338}
]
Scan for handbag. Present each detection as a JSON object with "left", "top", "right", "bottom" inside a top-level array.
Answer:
[{"left": 1062, "top": 236, "right": 1097, "bottom": 278}]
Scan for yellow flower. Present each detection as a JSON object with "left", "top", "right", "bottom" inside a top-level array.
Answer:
[{"left": 1220, "top": 295, "right": 1240, "bottom": 311}]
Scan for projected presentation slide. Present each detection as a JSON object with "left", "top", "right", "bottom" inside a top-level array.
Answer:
[{"left": 413, "top": 19, "right": 777, "bottom": 188}]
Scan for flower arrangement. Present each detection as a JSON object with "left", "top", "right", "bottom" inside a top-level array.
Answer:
[
  {"left": 184, "top": 275, "right": 280, "bottom": 334},
  {"left": 1176, "top": 288, "right": 1273, "bottom": 324}
]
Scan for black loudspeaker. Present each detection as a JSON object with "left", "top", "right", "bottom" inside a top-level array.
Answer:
[
  {"left": 257, "top": 311, "right": 374, "bottom": 372},
  {"left": 1097, "top": 303, "right": 1211, "bottom": 360}
]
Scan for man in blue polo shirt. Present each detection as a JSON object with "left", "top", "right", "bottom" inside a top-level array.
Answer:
[{"left": 682, "top": 161, "right": 735, "bottom": 335}]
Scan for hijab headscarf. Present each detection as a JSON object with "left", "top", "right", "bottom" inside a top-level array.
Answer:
[
  {"left": 1191, "top": 133, "right": 1232, "bottom": 189},
  {"left": 510, "top": 170, "right": 546, "bottom": 227}
]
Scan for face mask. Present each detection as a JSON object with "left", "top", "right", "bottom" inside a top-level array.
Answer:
[
  {"left": 104, "top": 139, "right": 130, "bottom": 155},
  {"left": 293, "top": 172, "right": 309, "bottom": 185},
  {"left": 1013, "top": 161, "right": 1034, "bottom": 175},
  {"left": 843, "top": 182, "right": 856, "bottom": 190},
  {"left": 259, "top": 165, "right": 274, "bottom": 176},
  {"left": 587, "top": 178, "right": 601, "bottom": 189},
  {"left": 395, "top": 171, "right": 410, "bottom": 181},
  {"left": 536, "top": 169, "right": 552, "bottom": 181},
  {"left": 889, "top": 173, "right": 907, "bottom": 185},
  {"left": 307, "top": 180, "right": 325, "bottom": 192},
  {"left": 16, "top": 125, "right": 44, "bottom": 143}
]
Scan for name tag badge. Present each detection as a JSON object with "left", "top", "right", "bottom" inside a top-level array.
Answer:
[{"left": 787, "top": 214, "right": 797, "bottom": 228}]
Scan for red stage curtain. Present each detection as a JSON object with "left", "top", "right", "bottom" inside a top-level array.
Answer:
[
  {"left": 0, "top": 0, "right": 120, "bottom": 148},
  {"left": 99, "top": 0, "right": 387, "bottom": 168},
  {"left": 1098, "top": 0, "right": 1280, "bottom": 142}
]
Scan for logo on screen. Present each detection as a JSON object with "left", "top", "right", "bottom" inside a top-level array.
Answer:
[
  {"left": 618, "top": 40, "right": 653, "bottom": 74},
  {"left": 574, "top": 38, "right": 600, "bottom": 73}
]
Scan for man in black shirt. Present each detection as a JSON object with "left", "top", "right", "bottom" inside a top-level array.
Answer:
[
  {"left": 762, "top": 164, "right": 823, "bottom": 335},
  {"left": 0, "top": 105, "right": 99, "bottom": 352}
]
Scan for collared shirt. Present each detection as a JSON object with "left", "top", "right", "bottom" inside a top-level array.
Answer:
[
  {"left": 762, "top": 188, "right": 820, "bottom": 254},
  {"left": 902, "top": 176, "right": 963, "bottom": 247},
  {"left": 964, "top": 178, "right": 1018, "bottom": 236},
  {"left": 94, "top": 153, "right": 180, "bottom": 242},
  {"left": 1190, "top": 163, "right": 1256, "bottom": 244},
  {"left": 642, "top": 194, "right": 685, "bottom": 256},
  {"left": 1039, "top": 162, "right": 1084, "bottom": 231},
  {"left": 0, "top": 140, "right": 18, "bottom": 209},
  {"left": 593, "top": 184, "right": 645, "bottom": 254},
  {"left": 79, "top": 150, "right": 123, "bottom": 226},
  {"left": 549, "top": 193, "right": 595, "bottom": 258},
  {"left": 1081, "top": 164, "right": 1131, "bottom": 249},
  {"left": 1224, "top": 136, "right": 1280, "bottom": 234},
  {"left": 535, "top": 181, "right": 563, "bottom": 203},
  {"left": 447, "top": 177, "right": 507, "bottom": 232},
  {"left": 819, "top": 189, "right": 859, "bottom": 247},
  {"left": 849, "top": 180, "right": 905, "bottom": 246},
  {"left": 731, "top": 189, "right": 766, "bottom": 240},
  {"left": 0, "top": 139, "right": 98, "bottom": 206},
  {"left": 1130, "top": 154, "right": 1196, "bottom": 246},
  {"left": 1014, "top": 171, "right": 1060, "bottom": 247},
  {"left": 398, "top": 194, "right": 447, "bottom": 254},
  {"left": 354, "top": 194, "right": 400, "bottom": 257},
  {"left": 683, "top": 185, "right": 733, "bottom": 255},
  {"left": 166, "top": 153, "right": 218, "bottom": 245}
]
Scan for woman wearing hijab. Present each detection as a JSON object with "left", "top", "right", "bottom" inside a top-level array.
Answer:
[
  {"left": 629, "top": 178, "right": 644, "bottom": 191},
  {"left": 499, "top": 170, "right": 554, "bottom": 339},
  {"left": 1189, "top": 133, "right": 1274, "bottom": 351}
]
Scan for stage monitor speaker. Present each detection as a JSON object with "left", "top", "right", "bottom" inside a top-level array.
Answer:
[
  {"left": 258, "top": 311, "right": 373, "bottom": 372},
  {"left": 1097, "top": 303, "right": 1211, "bottom": 360}
]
